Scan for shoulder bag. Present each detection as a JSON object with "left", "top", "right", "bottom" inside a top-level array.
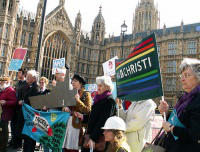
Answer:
[{"left": 142, "top": 128, "right": 166, "bottom": 152}]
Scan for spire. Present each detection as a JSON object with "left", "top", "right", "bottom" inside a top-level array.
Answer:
[
  {"left": 59, "top": 0, "right": 65, "bottom": 6},
  {"left": 99, "top": 5, "right": 102, "bottom": 13},
  {"left": 181, "top": 20, "right": 184, "bottom": 32},
  {"left": 91, "top": 6, "right": 105, "bottom": 43}
]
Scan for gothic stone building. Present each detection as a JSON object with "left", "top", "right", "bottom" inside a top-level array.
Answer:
[{"left": 0, "top": 0, "right": 200, "bottom": 106}]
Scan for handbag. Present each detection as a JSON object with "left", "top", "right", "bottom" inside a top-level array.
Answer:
[
  {"left": 142, "top": 128, "right": 166, "bottom": 152},
  {"left": 83, "top": 134, "right": 106, "bottom": 152},
  {"left": 78, "top": 127, "right": 85, "bottom": 146}
]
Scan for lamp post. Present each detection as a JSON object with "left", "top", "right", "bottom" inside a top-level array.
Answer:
[
  {"left": 35, "top": 0, "right": 47, "bottom": 71},
  {"left": 121, "top": 21, "right": 127, "bottom": 58}
]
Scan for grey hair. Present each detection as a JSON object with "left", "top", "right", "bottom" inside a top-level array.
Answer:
[
  {"left": 180, "top": 58, "right": 200, "bottom": 81},
  {"left": 27, "top": 70, "right": 39, "bottom": 82},
  {"left": 96, "top": 76, "right": 114, "bottom": 92}
]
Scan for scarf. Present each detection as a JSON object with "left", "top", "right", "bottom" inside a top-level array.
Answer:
[
  {"left": 93, "top": 90, "right": 112, "bottom": 105},
  {"left": 175, "top": 84, "right": 200, "bottom": 117}
]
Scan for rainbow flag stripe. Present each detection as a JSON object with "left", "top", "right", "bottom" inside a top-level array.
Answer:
[{"left": 115, "top": 33, "right": 163, "bottom": 101}]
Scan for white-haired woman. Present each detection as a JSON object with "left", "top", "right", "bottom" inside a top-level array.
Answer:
[
  {"left": 75, "top": 76, "right": 117, "bottom": 152},
  {"left": 159, "top": 58, "right": 200, "bottom": 152},
  {"left": 16, "top": 70, "right": 40, "bottom": 152}
]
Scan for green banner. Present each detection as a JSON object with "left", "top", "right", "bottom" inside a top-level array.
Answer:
[{"left": 115, "top": 33, "right": 163, "bottom": 101}]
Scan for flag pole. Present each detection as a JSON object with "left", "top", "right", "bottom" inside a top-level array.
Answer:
[{"left": 35, "top": 0, "right": 47, "bottom": 72}]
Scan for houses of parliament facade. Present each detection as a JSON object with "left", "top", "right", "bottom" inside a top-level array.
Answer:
[{"left": 0, "top": 0, "right": 200, "bottom": 105}]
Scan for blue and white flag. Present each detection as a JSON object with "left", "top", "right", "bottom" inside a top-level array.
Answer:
[{"left": 22, "top": 103, "right": 70, "bottom": 151}]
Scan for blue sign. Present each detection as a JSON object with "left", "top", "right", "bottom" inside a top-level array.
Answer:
[
  {"left": 8, "top": 59, "right": 23, "bottom": 71},
  {"left": 52, "top": 58, "right": 65, "bottom": 74}
]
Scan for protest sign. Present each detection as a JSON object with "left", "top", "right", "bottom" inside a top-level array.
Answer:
[
  {"left": 22, "top": 103, "right": 70, "bottom": 151},
  {"left": 8, "top": 48, "right": 27, "bottom": 71},
  {"left": 102, "top": 56, "right": 118, "bottom": 76},
  {"left": 115, "top": 33, "right": 163, "bottom": 101},
  {"left": 85, "top": 82, "right": 117, "bottom": 100},
  {"left": 52, "top": 58, "right": 65, "bottom": 74},
  {"left": 29, "top": 70, "right": 77, "bottom": 109}
]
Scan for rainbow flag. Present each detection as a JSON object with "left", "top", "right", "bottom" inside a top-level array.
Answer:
[{"left": 115, "top": 33, "right": 163, "bottom": 101}]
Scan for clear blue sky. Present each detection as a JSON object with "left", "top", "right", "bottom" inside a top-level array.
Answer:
[{"left": 20, "top": 0, "right": 200, "bottom": 37}]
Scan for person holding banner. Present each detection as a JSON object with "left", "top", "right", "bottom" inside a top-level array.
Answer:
[
  {"left": 62, "top": 74, "right": 92, "bottom": 152},
  {"left": 116, "top": 98, "right": 156, "bottom": 152},
  {"left": 16, "top": 70, "right": 40, "bottom": 152},
  {"left": 75, "top": 76, "right": 117, "bottom": 152},
  {"left": 0, "top": 76, "right": 17, "bottom": 152},
  {"left": 159, "top": 58, "right": 200, "bottom": 152}
]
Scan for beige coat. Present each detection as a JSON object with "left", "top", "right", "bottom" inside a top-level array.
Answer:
[
  {"left": 119, "top": 99, "right": 156, "bottom": 152},
  {"left": 72, "top": 88, "right": 92, "bottom": 129}
]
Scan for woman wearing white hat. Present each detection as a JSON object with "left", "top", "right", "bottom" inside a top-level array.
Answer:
[{"left": 102, "top": 116, "right": 131, "bottom": 152}]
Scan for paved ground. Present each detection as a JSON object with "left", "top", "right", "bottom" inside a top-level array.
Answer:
[{"left": 7, "top": 144, "right": 43, "bottom": 152}]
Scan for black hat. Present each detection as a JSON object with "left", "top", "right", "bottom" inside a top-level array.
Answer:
[{"left": 72, "top": 74, "right": 86, "bottom": 85}]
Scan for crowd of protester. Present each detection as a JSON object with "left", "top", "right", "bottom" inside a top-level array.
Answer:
[{"left": 0, "top": 58, "right": 200, "bottom": 152}]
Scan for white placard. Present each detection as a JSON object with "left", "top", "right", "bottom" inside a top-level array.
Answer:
[
  {"left": 52, "top": 58, "right": 65, "bottom": 74},
  {"left": 102, "top": 56, "right": 118, "bottom": 76}
]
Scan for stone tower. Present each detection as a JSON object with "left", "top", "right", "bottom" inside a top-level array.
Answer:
[
  {"left": 0, "top": 0, "right": 20, "bottom": 75},
  {"left": 91, "top": 6, "right": 105, "bottom": 44},
  {"left": 73, "top": 11, "right": 82, "bottom": 72},
  {"left": 132, "top": 0, "right": 160, "bottom": 33}
]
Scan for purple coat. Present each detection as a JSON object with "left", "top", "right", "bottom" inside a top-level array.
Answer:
[{"left": 0, "top": 86, "right": 17, "bottom": 121}]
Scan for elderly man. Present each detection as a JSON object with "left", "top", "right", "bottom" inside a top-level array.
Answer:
[
  {"left": 53, "top": 66, "right": 73, "bottom": 90},
  {"left": 54, "top": 66, "right": 66, "bottom": 82},
  {"left": 0, "top": 76, "right": 17, "bottom": 152},
  {"left": 16, "top": 70, "right": 40, "bottom": 152}
]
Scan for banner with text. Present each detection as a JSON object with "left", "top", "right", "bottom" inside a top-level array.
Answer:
[
  {"left": 22, "top": 103, "right": 70, "bottom": 151},
  {"left": 115, "top": 33, "right": 163, "bottom": 101}
]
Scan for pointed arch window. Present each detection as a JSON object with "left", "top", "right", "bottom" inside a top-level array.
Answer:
[
  {"left": 20, "top": 31, "right": 26, "bottom": 45},
  {"left": 1, "top": 44, "right": 6, "bottom": 57},
  {"left": 0, "top": 62, "right": 3, "bottom": 75},
  {"left": 0, "top": 24, "right": 2, "bottom": 35},
  {"left": 2, "top": 0, "right": 7, "bottom": 9},
  {"left": 4, "top": 24, "right": 9, "bottom": 39},
  {"left": 8, "top": 0, "right": 13, "bottom": 12},
  {"left": 14, "top": 30, "right": 18, "bottom": 43},
  {"left": 26, "top": 51, "right": 31, "bottom": 62},
  {"left": 28, "top": 33, "right": 33, "bottom": 46},
  {"left": 96, "top": 32, "right": 99, "bottom": 40},
  {"left": 42, "top": 32, "right": 68, "bottom": 80}
]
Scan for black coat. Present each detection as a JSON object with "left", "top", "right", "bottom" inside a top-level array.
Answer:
[
  {"left": 15, "top": 80, "right": 27, "bottom": 99},
  {"left": 16, "top": 81, "right": 40, "bottom": 137},
  {"left": 83, "top": 95, "right": 117, "bottom": 142},
  {"left": 165, "top": 93, "right": 200, "bottom": 152}
]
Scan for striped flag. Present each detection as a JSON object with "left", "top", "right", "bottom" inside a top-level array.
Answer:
[{"left": 115, "top": 33, "right": 163, "bottom": 101}]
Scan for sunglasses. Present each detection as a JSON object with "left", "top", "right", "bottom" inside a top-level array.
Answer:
[{"left": 39, "top": 82, "right": 45, "bottom": 84}]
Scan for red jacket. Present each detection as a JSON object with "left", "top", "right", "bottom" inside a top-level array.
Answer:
[{"left": 0, "top": 86, "right": 17, "bottom": 121}]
